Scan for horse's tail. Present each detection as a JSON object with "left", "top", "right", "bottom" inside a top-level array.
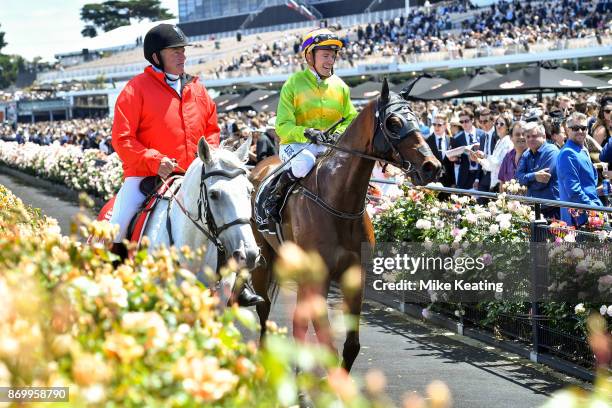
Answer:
[
  {"left": 268, "top": 274, "right": 280, "bottom": 306},
  {"left": 258, "top": 251, "right": 280, "bottom": 305}
]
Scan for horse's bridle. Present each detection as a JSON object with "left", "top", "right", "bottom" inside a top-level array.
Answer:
[
  {"left": 372, "top": 94, "right": 431, "bottom": 175},
  {"left": 318, "top": 94, "right": 428, "bottom": 176},
  {"left": 165, "top": 165, "right": 251, "bottom": 258}
]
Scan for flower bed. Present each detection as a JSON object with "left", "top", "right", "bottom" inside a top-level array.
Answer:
[
  {"left": 371, "top": 186, "right": 612, "bottom": 366},
  {"left": 2, "top": 184, "right": 466, "bottom": 407},
  {"left": 0, "top": 141, "right": 122, "bottom": 199}
]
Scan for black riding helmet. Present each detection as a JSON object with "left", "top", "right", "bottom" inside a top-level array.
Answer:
[{"left": 144, "top": 24, "right": 192, "bottom": 71}]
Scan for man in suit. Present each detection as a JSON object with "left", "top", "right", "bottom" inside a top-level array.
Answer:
[
  {"left": 426, "top": 114, "right": 455, "bottom": 187},
  {"left": 473, "top": 108, "right": 498, "bottom": 193},
  {"left": 450, "top": 109, "right": 486, "bottom": 189}
]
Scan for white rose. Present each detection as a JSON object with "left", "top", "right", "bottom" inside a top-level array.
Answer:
[
  {"left": 600, "top": 305, "right": 608, "bottom": 316},
  {"left": 571, "top": 248, "right": 584, "bottom": 259},
  {"left": 592, "top": 261, "right": 606, "bottom": 271},
  {"left": 489, "top": 224, "right": 499, "bottom": 234},
  {"left": 608, "top": 305, "right": 612, "bottom": 317},
  {"left": 465, "top": 212, "right": 478, "bottom": 224},
  {"left": 574, "top": 303, "right": 586, "bottom": 315},
  {"left": 416, "top": 219, "right": 432, "bottom": 230}
]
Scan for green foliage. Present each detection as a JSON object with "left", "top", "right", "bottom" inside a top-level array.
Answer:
[
  {"left": 0, "top": 54, "right": 26, "bottom": 90},
  {"left": 0, "top": 23, "right": 7, "bottom": 52},
  {"left": 371, "top": 188, "right": 611, "bottom": 340},
  {"left": 80, "top": 0, "right": 175, "bottom": 37}
]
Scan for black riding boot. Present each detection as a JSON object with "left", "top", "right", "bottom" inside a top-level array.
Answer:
[
  {"left": 263, "top": 170, "right": 295, "bottom": 230},
  {"left": 237, "top": 283, "right": 265, "bottom": 307}
]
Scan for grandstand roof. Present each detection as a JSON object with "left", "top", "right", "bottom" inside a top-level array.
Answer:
[{"left": 55, "top": 18, "right": 178, "bottom": 57}]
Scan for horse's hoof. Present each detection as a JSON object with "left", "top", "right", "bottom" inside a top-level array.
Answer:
[{"left": 298, "top": 392, "right": 315, "bottom": 408}]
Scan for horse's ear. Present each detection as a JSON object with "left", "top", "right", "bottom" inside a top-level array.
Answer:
[
  {"left": 381, "top": 77, "right": 389, "bottom": 103},
  {"left": 198, "top": 137, "right": 212, "bottom": 164},
  {"left": 235, "top": 135, "right": 252, "bottom": 163}
]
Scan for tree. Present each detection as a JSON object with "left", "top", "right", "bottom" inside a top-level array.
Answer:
[
  {"left": 0, "top": 54, "right": 25, "bottom": 89},
  {"left": 80, "top": 0, "right": 175, "bottom": 37},
  {"left": 0, "top": 24, "right": 6, "bottom": 53},
  {"left": 81, "top": 25, "right": 98, "bottom": 38}
]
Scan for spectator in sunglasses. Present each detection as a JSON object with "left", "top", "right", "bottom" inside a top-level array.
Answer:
[
  {"left": 425, "top": 114, "right": 454, "bottom": 188},
  {"left": 449, "top": 109, "right": 486, "bottom": 190},
  {"left": 592, "top": 96, "right": 612, "bottom": 146},
  {"left": 471, "top": 108, "right": 498, "bottom": 193},
  {"left": 556, "top": 112, "right": 603, "bottom": 226},
  {"left": 471, "top": 115, "right": 513, "bottom": 192}
]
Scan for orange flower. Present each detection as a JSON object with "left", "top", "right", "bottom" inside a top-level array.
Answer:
[{"left": 174, "top": 355, "right": 239, "bottom": 402}]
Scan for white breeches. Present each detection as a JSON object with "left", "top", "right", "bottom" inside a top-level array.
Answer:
[
  {"left": 279, "top": 143, "right": 327, "bottom": 178},
  {"left": 109, "top": 176, "right": 146, "bottom": 242}
]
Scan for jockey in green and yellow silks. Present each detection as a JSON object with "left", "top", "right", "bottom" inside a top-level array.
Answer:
[{"left": 261, "top": 28, "right": 357, "bottom": 231}]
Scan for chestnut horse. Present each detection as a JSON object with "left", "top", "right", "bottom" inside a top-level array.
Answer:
[{"left": 250, "top": 80, "right": 441, "bottom": 372}]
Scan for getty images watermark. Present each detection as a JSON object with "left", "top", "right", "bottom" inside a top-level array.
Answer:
[
  {"left": 362, "top": 242, "right": 612, "bottom": 303},
  {"left": 371, "top": 252, "right": 503, "bottom": 294}
]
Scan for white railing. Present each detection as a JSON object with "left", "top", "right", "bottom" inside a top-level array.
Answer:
[
  {"left": 37, "top": 10, "right": 611, "bottom": 85},
  {"left": 201, "top": 35, "right": 612, "bottom": 83}
]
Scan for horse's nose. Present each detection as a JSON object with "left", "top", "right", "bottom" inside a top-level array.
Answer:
[
  {"left": 232, "top": 249, "right": 247, "bottom": 267},
  {"left": 245, "top": 248, "right": 259, "bottom": 270},
  {"left": 421, "top": 160, "right": 441, "bottom": 183}
]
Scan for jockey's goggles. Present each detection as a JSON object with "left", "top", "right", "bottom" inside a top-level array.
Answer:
[{"left": 301, "top": 33, "right": 343, "bottom": 55}]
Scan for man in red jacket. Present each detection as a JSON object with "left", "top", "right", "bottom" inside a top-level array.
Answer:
[{"left": 110, "top": 24, "right": 262, "bottom": 306}]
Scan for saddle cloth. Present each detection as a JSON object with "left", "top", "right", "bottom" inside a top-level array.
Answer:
[
  {"left": 254, "top": 169, "right": 297, "bottom": 232},
  {"left": 95, "top": 176, "right": 182, "bottom": 244}
]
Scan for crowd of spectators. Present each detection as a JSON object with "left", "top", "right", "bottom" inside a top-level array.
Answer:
[
  {"left": 0, "top": 118, "right": 114, "bottom": 153},
  {"left": 206, "top": 0, "right": 611, "bottom": 78},
  {"left": 2, "top": 89, "right": 611, "bottom": 226},
  {"left": 0, "top": 81, "right": 107, "bottom": 103},
  {"left": 414, "top": 92, "right": 612, "bottom": 226}
]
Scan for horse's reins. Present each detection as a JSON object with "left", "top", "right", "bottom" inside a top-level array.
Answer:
[{"left": 297, "top": 99, "right": 423, "bottom": 219}]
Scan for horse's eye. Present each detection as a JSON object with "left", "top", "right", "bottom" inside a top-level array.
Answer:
[
  {"left": 386, "top": 116, "right": 403, "bottom": 133},
  {"left": 209, "top": 190, "right": 220, "bottom": 200}
]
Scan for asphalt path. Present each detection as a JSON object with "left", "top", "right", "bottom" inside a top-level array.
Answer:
[{"left": 0, "top": 170, "right": 583, "bottom": 407}]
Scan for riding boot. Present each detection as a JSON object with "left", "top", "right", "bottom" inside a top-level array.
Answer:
[
  {"left": 263, "top": 170, "right": 295, "bottom": 230},
  {"left": 110, "top": 242, "right": 128, "bottom": 268},
  {"left": 237, "top": 285, "right": 265, "bottom": 307}
]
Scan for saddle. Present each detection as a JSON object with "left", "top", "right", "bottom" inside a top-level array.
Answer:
[
  {"left": 95, "top": 175, "right": 182, "bottom": 244},
  {"left": 254, "top": 170, "right": 297, "bottom": 233}
]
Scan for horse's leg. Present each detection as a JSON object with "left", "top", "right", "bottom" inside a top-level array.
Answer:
[
  {"left": 311, "top": 277, "right": 337, "bottom": 355},
  {"left": 340, "top": 270, "right": 364, "bottom": 372},
  {"left": 252, "top": 236, "right": 274, "bottom": 342}
]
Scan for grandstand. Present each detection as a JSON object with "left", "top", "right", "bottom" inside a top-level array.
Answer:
[
  {"left": 178, "top": 0, "right": 420, "bottom": 36},
  {"left": 7, "top": 0, "right": 610, "bottom": 123}
]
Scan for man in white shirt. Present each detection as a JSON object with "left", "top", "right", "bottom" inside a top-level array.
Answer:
[
  {"left": 450, "top": 109, "right": 486, "bottom": 189},
  {"left": 426, "top": 114, "right": 455, "bottom": 187},
  {"left": 474, "top": 108, "right": 498, "bottom": 192}
]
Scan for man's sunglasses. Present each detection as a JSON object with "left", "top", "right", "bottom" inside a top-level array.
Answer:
[
  {"left": 604, "top": 108, "right": 612, "bottom": 114},
  {"left": 496, "top": 122, "right": 506, "bottom": 127},
  {"left": 459, "top": 119, "right": 471, "bottom": 124},
  {"left": 569, "top": 125, "right": 587, "bottom": 132}
]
